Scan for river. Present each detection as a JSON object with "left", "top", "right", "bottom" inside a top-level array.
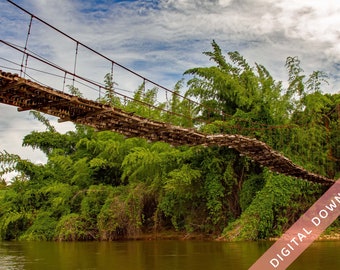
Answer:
[{"left": 0, "top": 240, "right": 339, "bottom": 269}]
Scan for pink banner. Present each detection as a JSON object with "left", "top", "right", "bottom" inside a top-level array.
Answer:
[{"left": 250, "top": 180, "right": 340, "bottom": 270}]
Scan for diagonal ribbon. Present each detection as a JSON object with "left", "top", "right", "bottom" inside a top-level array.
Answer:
[{"left": 249, "top": 180, "right": 340, "bottom": 270}]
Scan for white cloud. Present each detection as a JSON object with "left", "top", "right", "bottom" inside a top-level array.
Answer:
[
  {"left": 275, "top": 1, "right": 340, "bottom": 38},
  {"left": 0, "top": 105, "right": 47, "bottom": 162}
]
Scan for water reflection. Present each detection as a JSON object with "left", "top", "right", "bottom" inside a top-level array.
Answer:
[
  {"left": 0, "top": 240, "right": 338, "bottom": 270},
  {"left": 289, "top": 241, "right": 340, "bottom": 270},
  {"left": 0, "top": 242, "right": 26, "bottom": 270}
]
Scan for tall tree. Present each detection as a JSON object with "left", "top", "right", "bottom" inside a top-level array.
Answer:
[{"left": 184, "top": 40, "right": 285, "bottom": 126}]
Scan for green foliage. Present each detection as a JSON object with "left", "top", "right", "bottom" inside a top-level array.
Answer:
[
  {"left": 0, "top": 41, "right": 338, "bottom": 242},
  {"left": 121, "top": 143, "right": 172, "bottom": 185},
  {"left": 55, "top": 213, "right": 94, "bottom": 241},
  {"left": 97, "top": 184, "right": 146, "bottom": 240},
  {"left": 123, "top": 81, "right": 165, "bottom": 121},
  {"left": 223, "top": 171, "right": 323, "bottom": 240},
  {"left": 0, "top": 211, "right": 33, "bottom": 240},
  {"left": 81, "top": 185, "right": 113, "bottom": 221},
  {"left": 23, "top": 131, "right": 76, "bottom": 156},
  {"left": 29, "top": 111, "right": 56, "bottom": 132},
  {"left": 71, "top": 158, "right": 92, "bottom": 188},
  {"left": 68, "top": 85, "right": 83, "bottom": 98},
  {"left": 164, "top": 79, "right": 195, "bottom": 127},
  {"left": 19, "top": 212, "right": 58, "bottom": 241},
  {"left": 39, "top": 183, "right": 76, "bottom": 217},
  {"left": 0, "top": 150, "right": 22, "bottom": 177},
  {"left": 239, "top": 174, "right": 265, "bottom": 212},
  {"left": 285, "top": 56, "right": 305, "bottom": 98},
  {"left": 184, "top": 40, "right": 285, "bottom": 125},
  {"left": 97, "top": 73, "right": 121, "bottom": 107},
  {"left": 97, "top": 195, "right": 129, "bottom": 240},
  {"left": 160, "top": 163, "right": 203, "bottom": 231}
]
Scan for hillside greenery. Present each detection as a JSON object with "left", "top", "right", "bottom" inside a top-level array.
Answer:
[{"left": 0, "top": 41, "right": 339, "bottom": 241}]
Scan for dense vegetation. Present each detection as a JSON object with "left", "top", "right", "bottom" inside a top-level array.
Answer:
[{"left": 0, "top": 41, "right": 339, "bottom": 241}]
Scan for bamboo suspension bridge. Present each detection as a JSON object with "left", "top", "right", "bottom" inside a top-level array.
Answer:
[
  {"left": 0, "top": 71, "right": 334, "bottom": 185},
  {"left": 0, "top": 0, "right": 336, "bottom": 185}
]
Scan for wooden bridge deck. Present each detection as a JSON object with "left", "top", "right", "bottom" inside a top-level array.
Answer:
[{"left": 0, "top": 70, "right": 334, "bottom": 185}]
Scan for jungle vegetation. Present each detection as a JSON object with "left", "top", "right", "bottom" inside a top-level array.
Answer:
[{"left": 0, "top": 41, "right": 339, "bottom": 241}]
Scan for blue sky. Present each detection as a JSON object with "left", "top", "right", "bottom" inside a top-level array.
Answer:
[{"left": 1, "top": 0, "right": 340, "bottom": 180}]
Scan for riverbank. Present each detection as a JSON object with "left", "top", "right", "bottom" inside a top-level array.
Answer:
[
  {"left": 114, "top": 228, "right": 340, "bottom": 242},
  {"left": 318, "top": 229, "right": 340, "bottom": 240},
  {"left": 119, "top": 230, "right": 215, "bottom": 241},
  {"left": 268, "top": 228, "right": 340, "bottom": 242}
]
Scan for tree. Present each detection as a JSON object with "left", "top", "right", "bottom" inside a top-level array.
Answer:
[
  {"left": 97, "top": 73, "right": 121, "bottom": 107},
  {"left": 184, "top": 40, "right": 285, "bottom": 126},
  {"left": 124, "top": 81, "right": 166, "bottom": 121}
]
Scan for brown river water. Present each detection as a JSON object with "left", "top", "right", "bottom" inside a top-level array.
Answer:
[{"left": 0, "top": 240, "right": 339, "bottom": 269}]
